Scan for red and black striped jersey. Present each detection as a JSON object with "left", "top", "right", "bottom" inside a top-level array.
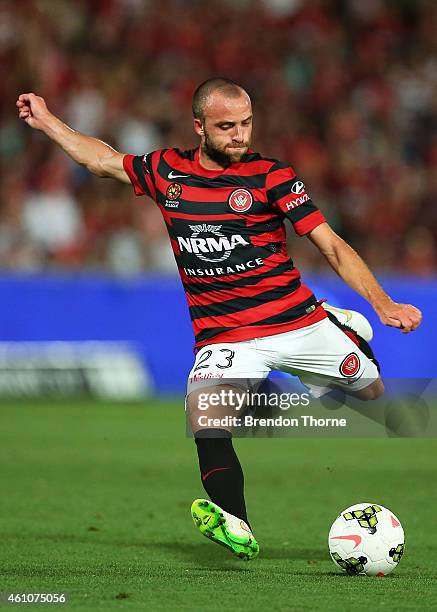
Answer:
[{"left": 123, "top": 147, "right": 327, "bottom": 349}]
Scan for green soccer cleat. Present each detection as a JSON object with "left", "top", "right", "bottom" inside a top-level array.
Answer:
[{"left": 191, "top": 499, "right": 260, "bottom": 560}]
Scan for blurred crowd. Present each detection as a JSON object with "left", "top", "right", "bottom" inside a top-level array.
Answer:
[{"left": 1, "top": 0, "right": 436, "bottom": 276}]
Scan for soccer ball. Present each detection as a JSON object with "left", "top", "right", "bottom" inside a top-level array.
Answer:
[{"left": 328, "top": 503, "right": 405, "bottom": 576}]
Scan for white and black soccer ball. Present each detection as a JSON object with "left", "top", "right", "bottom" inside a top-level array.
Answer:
[{"left": 328, "top": 503, "right": 405, "bottom": 576}]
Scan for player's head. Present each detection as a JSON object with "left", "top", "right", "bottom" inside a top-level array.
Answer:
[{"left": 192, "top": 78, "right": 253, "bottom": 165}]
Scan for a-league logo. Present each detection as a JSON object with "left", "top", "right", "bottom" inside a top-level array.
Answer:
[
  {"left": 166, "top": 183, "right": 182, "bottom": 200},
  {"left": 228, "top": 188, "right": 253, "bottom": 213}
]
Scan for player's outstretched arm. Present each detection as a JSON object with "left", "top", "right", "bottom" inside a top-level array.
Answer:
[
  {"left": 16, "top": 93, "right": 130, "bottom": 183},
  {"left": 308, "top": 223, "right": 422, "bottom": 333}
]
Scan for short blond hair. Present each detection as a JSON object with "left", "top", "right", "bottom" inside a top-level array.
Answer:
[{"left": 192, "top": 78, "right": 248, "bottom": 120}]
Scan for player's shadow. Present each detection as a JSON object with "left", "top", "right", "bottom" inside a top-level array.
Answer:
[
  {"left": 262, "top": 546, "right": 327, "bottom": 561},
  {"left": 20, "top": 531, "right": 328, "bottom": 566},
  {"left": 154, "top": 541, "right": 327, "bottom": 564},
  {"left": 5, "top": 534, "right": 423, "bottom": 579},
  {"left": 151, "top": 541, "right": 249, "bottom": 569}
]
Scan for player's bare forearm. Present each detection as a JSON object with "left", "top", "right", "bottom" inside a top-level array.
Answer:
[
  {"left": 16, "top": 93, "right": 129, "bottom": 183},
  {"left": 43, "top": 116, "right": 128, "bottom": 181},
  {"left": 318, "top": 235, "right": 388, "bottom": 307},
  {"left": 308, "top": 223, "right": 422, "bottom": 332}
]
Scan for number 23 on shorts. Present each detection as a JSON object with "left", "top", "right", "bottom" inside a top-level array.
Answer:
[{"left": 193, "top": 348, "right": 235, "bottom": 372}]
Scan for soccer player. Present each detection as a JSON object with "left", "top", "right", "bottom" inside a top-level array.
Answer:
[{"left": 17, "top": 79, "right": 422, "bottom": 560}]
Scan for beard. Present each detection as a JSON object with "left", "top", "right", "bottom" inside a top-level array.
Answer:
[{"left": 203, "top": 130, "right": 249, "bottom": 166}]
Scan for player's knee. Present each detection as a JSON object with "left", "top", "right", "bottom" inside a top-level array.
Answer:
[
  {"left": 358, "top": 378, "right": 385, "bottom": 401},
  {"left": 186, "top": 385, "right": 234, "bottom": 413},
  {"left": 186, "top": 384, "right": 244, "bottom": 435}
]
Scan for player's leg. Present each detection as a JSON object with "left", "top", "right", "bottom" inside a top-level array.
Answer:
[
  {"left": 322, "top": 304, "right": 382, "bottom": 398},
  {"left": 269, "top": 317, "right": 382, "bottom": 400},
  {"left": 186, "top": 342, "right": 269, "bottom": 559},
  {"left": 187, "top": 384, "right": 249, "bottom": 525},
  {"left": 352, "top": 376, "right": 384, "bottom": 400},
  {"left": 187, "top": 385, "right": 259, "bottom": 560}
]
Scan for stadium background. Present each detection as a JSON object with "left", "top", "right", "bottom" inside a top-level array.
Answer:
[
  {"left": 0, "top": 2, "right": 436, "bottom": 610},
  {"left": 0, "top": 0, "right": 436, "bottom": 393}
]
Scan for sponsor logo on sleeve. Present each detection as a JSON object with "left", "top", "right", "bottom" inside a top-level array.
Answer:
[
  {"left": 284, "top": 179, "right": 310, "bottom": 210},
  {"left": 285, "top": 194, "right": 310, "bottom": 210},
  {"left": 291, "top": 180, "right": 305, "bottom": 194}
]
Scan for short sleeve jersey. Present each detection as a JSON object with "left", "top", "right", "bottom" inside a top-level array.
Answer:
[{"left": 123, "top": 147, "right": 327, "bottom": 348}]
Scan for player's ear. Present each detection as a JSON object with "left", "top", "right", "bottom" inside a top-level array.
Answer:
[{"left": 193, "top": 118, "right": 204, "bottom": 136}]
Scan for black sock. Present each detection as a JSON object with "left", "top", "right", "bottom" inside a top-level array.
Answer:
[{"left": 195, "top": 428, "right": 249, "bottom": 526}]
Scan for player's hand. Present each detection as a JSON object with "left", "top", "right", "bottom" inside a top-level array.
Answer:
[
  {"left": 16, "top": 93, "right": 52, "bottom": 131},
  {"left": 376, "top": 301, "right": 422, "bottom": 333}
]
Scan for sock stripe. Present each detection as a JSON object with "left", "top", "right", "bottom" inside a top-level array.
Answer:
[{"left": 202, "top": 466, "right": 231, "bottom": 481}]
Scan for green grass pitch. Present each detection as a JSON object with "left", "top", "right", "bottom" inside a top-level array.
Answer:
[{"left": 1, "top": 399, "right": 436, "bottom": 611}]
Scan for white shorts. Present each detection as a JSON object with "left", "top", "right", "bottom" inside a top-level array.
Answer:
[{"left": 187, "top": 318, "right": 379, "bottom": 397}]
